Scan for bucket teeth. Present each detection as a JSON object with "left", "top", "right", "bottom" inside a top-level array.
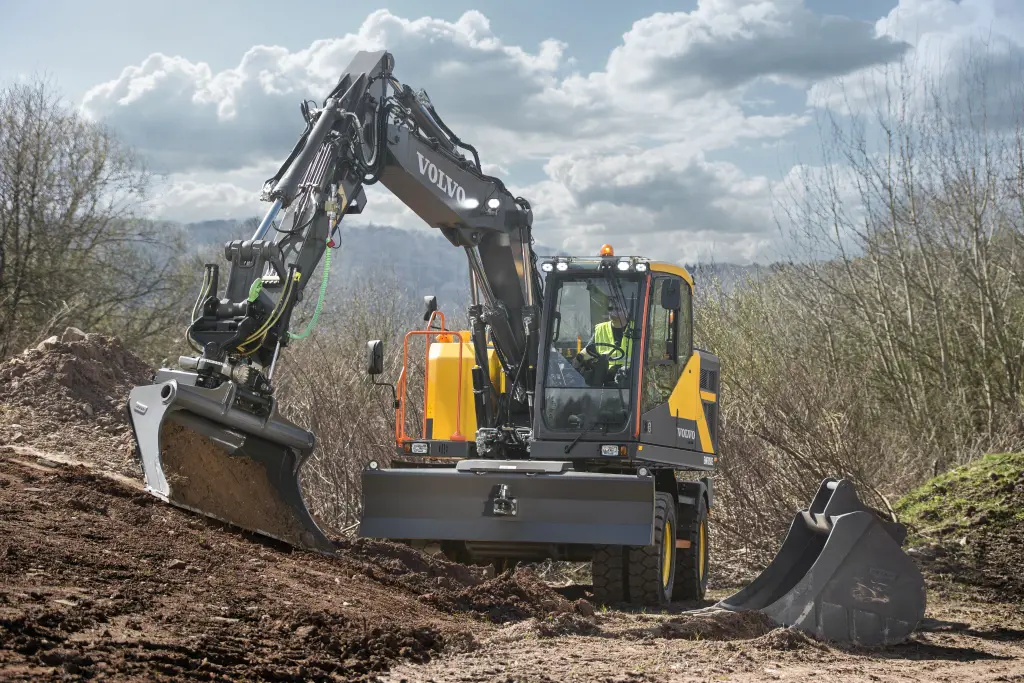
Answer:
[
  {"left": 126, "top": 373, "right": 335, "bottom": 555},
  {"left": 716, "top": 478, "right": 926, "bottom": 646}
]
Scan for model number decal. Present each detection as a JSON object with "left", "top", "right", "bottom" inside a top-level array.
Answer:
[{"left": 703, "top": 455, "right": 715, "bottom": 466}]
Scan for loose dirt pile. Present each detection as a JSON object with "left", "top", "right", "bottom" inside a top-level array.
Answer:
[
  {"left": 0, "top": 452, "right": 594, "bottom": 681},
  {"left": 0, "top": 457, "right": 466, "bottom": 681},
  {"left": 0, "top": 328, "right": 150, "bottom": 479},
  {"left": 896, "top": 451, "right": 1024, "bottom": 601}
]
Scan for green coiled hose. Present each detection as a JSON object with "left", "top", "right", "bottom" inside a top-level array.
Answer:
[{"left": 287, "top": 241, "right": 333, "bottom": 340}]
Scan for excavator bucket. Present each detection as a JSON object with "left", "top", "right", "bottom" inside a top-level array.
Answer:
[
  {"left": 716, "top": 478, "right": 925, "bottom": 646},
  {"left": 126, "top": 371, "right": 336, "bottom": 554}
]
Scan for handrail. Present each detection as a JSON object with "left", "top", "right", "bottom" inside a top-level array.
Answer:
[{"left": 395, "top": 315, "right": 466, "bottom": 444}]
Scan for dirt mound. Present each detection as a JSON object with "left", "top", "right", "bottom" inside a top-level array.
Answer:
[
  {"left": 336, "top": 538, "right": 489, "bottom": 597},
  {"left": 896, "top": 452, "right": 1024, "bottom": 600},
  {"left": 421, "top": 566, "right": 591, "bottom": 624},
  {"left": 0, "top": 457, "right": 472, "bottom": 681},
  {"left": 625, "top": 608, "right": 775, "bottom": 641},
  {"left": 750, "top": 627, "right": 826, "bottom": 651},
  {"left": 0, "top": 329, "right": 152, "bottom": 479}
]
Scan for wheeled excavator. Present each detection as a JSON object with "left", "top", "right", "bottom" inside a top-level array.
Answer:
[{"left": 126, "top": 49, "right": 926, "bottom": 646}]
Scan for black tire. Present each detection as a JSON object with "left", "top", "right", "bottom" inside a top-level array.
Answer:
[
  {"left": 673, "top": 495, "right": 710, "bottom": 602},
  {"left": 440, "top": 540, "right": 472, "bottom": 565},
  {"left": 591, "top": 545, "right": 627, "bottom": 606},
  {"left": 627, "top": 492, "right": 676, "bottom": 608}
]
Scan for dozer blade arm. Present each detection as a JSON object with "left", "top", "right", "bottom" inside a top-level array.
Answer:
[{"left": 716, "top": 478, "right": 926, "bottom": 646}]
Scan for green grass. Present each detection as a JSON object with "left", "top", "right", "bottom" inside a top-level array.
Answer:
[{"left": 895, "top": 452, "right": 1024, "bottom": 545}]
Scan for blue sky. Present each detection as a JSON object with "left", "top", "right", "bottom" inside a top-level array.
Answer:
[{"left": 2, "top": 0, "right": 1022, "bottom": 263}]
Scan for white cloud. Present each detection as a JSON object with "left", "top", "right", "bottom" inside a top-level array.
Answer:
[
  {"left": 80, "top": 2, "right": 920, "bottom": 263},
  {"left": 82, "top": 3, "right": 901, "bottom": 175},
  {"left": 144, "top": 176, "right": 261, "bottom": 224},
  {"left": 808, "top": 0, "right": 1024, "bottom": 122},
  {"left": 560, "top": 0, "right": 908, "bottom": 100},
  {"left": 515, "top": 146, "right": 782, "bottom": 264}
]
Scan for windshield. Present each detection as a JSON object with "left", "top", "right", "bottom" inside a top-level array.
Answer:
[{"left": 540, "top": 274, "right": 643, "bottom": 433}]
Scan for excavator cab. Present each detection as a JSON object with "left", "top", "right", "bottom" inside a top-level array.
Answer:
[{"left": 360, "top": 247, "right": 721, "bottom": 605}]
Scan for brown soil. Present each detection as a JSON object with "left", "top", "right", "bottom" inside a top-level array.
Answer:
[
  {"left": 0, "top": 455, "right": 470, "bottom": 681},
  {"left": 2, "top": 331, "right": 1024, "bottom": 681},
  {"left": 157, "top": 419, "right": 326, "bottom": 550},
  {"left": 0, "top": 329, "right": 150, "bottom": 479}
]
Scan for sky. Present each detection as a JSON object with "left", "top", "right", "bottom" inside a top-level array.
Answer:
[{"left": 2, "top": 0, "right": 1023, "bottom": 265}]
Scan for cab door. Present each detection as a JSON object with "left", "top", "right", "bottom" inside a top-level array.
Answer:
[{"left": 638, "top": 274, "right": 694, "bottom": 449}]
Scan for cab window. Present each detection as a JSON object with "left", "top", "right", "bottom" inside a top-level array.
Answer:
[{"left": 642, "top": 276, "right": 692, "bottom": 413}]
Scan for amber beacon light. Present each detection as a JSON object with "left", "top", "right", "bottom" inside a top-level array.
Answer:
[{"left": 599, "top": 244, "right": 614, "bottom": 256}]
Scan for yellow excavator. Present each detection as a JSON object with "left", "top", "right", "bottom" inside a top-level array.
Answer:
[{"left": 125, "top": 49, "right": 926, "bottom": 645}]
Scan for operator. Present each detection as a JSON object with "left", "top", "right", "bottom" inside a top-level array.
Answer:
[
  {"left": 573, "top": 297, "right": 634, "bottom": 386},
  {"left": 592, "top": 298, "right": 633, "bottom": 369}
]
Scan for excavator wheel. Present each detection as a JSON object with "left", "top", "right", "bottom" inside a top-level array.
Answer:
[
  {"left": 591, "top": 545, "right": 627, "bottom": 606},
  {"left": 673, "top": 496, "right": 710, "bottom": 602},
  {"left": 627, "top": 492, "right": 677, "bottom": 608}
]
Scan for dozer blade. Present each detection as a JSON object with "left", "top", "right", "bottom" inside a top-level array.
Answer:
[
  {"left": 360, "top": 459, "right": 657, "bottom": 546},
  {"left": 716, "top": 478, "right": 926, "bottom": 646},
  {"left": 126, "top": 371, "right": 335, "bottom": 554}
]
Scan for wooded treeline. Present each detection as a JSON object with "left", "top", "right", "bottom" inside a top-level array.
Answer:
[
  {"left": 0, "top": 78, "right": 197, "bottom": 363},
  {"left": 694, "top": 56, "right": 1024, "bottom": 563}
]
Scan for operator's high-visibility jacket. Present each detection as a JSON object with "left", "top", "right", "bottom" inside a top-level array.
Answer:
[{"left": 593, "top": 320, "right": 633, "bottom": 368}]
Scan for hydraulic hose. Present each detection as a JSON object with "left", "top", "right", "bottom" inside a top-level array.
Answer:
[{"left": 287, "top": 241, "right": 332, "bottom": 341}]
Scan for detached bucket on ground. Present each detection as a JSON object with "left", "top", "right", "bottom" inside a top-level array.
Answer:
[
  {"left": 126, "top": 372, "right": 335, "bottom": 554},
  {"left": 716, "top": 478, "right": 926, "bottom": 646}
]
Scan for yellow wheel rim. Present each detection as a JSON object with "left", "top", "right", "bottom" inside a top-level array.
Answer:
[
  {"left": 662, "top": 520, "right": 673, "bottom": 588},
  {"left": 698, "top": 520, "right": 706, "bottom": 581}
]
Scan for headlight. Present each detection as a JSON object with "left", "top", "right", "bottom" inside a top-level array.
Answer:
[
  {"left": 617, "top": 260, "right": 630, "bottom": 271},
  {"left": 601, "top": 444, "right": 619, "bottom": 456},
  {"left": 541, "top": 262, "right": 554, "bottom": 272},
  {"left": 411, "top": 442, "right": 429, "bottom": 454},
  {"left": 556, "top": 262, "right": 568, "bottom": 271},
  {"left": 635, "top": 263, "right": 648, "bottom": 272}
]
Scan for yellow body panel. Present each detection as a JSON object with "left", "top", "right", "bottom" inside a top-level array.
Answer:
[
  {"left": 424, "top": 333, "right": 503, "bottom": 440},
  {"left": 667, "top": 352, "right": 716, "bottom": 455},
  {"left": 648, "top": 262, "right": 695, "bottom": 289}
]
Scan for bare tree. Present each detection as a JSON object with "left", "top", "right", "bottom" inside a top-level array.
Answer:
[
  {"left": 698, "top": 44, "right": 1024, "bottom": 566},
  {"left": 0, "top": 76, "right": 192, "bottom": 361}
]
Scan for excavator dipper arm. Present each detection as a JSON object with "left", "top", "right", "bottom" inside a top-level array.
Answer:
[
  {"left": 126, "top": 49, "right": 540, "bottom": 555},
  {"left": 185, "top": 49, "right": 539, "bottom": 413}
]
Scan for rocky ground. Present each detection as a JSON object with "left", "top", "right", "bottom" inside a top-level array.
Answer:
[{"left": 1, "top": 331, "right": 1023, "bottom": 682}]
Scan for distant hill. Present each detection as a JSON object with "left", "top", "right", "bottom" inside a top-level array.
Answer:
[{"left": 168, "top": 218, "right": 770, "bottom": 312}]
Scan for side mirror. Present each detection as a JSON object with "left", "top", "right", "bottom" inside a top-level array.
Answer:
[
  {"left": 661, "top": 279, "right": 681, "bottom": 311},
  {"left": 366, "top": 340, "right": 384, "bottom": 376},
  {"left": 423, "top": 295, "right": 438, "bottom": 321}
]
